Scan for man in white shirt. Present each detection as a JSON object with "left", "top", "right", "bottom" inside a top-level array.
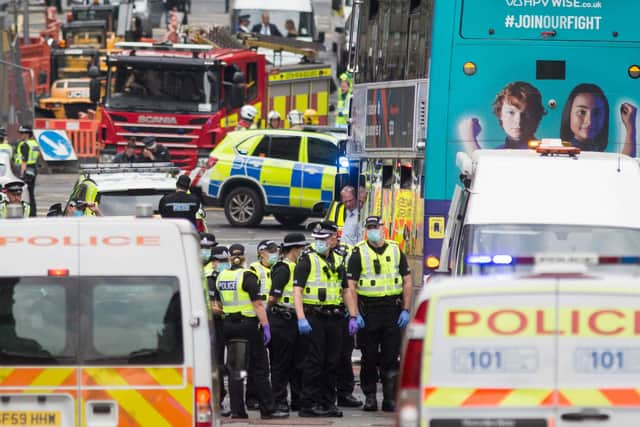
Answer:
[{"left": 340, "top": 186, "right": 361, "bottom": 246}]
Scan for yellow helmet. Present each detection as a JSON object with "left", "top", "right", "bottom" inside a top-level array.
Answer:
[{"left": 303, "top": 109, "right": 319, "bottom": 125}]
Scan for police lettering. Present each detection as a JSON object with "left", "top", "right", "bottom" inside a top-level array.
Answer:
[
  {"left": 218, "top": 280, "right": 237, "bottom": 291},
  {"left": 0, "top": 235, "right": 161, "bottom": 247},
  {"left": 447, "top": 308, "right": 640, "bottom": 337}
]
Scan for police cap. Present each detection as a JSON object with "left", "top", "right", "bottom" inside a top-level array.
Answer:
[
  {"left": 199, "top": 232, "right": 217, "bottom": 248},
  {"left": 282, "top": 233, "right": 307, "bottom": 248},
  {"left": 0, "top": 127, "right": 7, "bottom": 138},
  {"left": 257, "top": 239, "right": 278, "bottom": 252},
  {"left": 229, "top": 243, "right": 245, "bottom": 256},
  {"left": 365, "top": 215, "right": 382, "bottom": 228},
  {"left": 4, "top": 180, "right": 25, "bottom": 193},
  {"left": 142, "top": 136, "right": 156, "bottom": 148},
  {"left": 211, "top": 245, "right": 229, "bottom": 260},
  {"left": 18, "top": 125, "right": 33, "bottom": 134},
  {"left": 311, "top": 223, "right": 332, "bottom": 239},
  {"left": 239, "top": 14, "right": 250, "bottom": 21}
]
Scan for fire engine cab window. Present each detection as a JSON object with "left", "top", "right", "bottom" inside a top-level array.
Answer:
[
  {"left": 0, "top": 278, "right": 74, "bottom": 365},
  {"left": 85, "top": 277, "right": 183, "bottom": 364},
  {"left": 307, "top": 137, "right": 338, "bottom": 166},
  {"left": 268, "top": 136, "right": 301, "bottom": 161}
]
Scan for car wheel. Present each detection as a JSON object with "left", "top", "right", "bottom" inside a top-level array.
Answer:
[
  {"left": 224, "top": 187, "right": 264, "bottom": 227},
  {"left": 273, "top": 213, "right": 308, "bottom": 227}
]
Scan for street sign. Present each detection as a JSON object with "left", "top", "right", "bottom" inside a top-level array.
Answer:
[{"left": 35, "top": 130, "right": 77, "bottom": 161}]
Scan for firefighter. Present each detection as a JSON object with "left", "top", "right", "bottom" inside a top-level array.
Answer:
[
  {"left": 287, "top": 109, "right": 304, "bottom": 130},
  {"left": 347, "top": 215, "right": 413, "bottom": 412},
  {"left": 267, "top": 110, "right": 282, "bottom": 129},
  {"left": 268, "top": 233, "right": 308, "bottom": 413},
  {"left": 336, "top": 73, "right": 352, "bottom": 128},
  {"left": 303, "top": 109, "right": 319, "bottom": 126},
  {"left": 237, "top": 105, "right": 258, "bottom": 130},
  {"left": 15, "top": 126, "right": 39, "bottom": 217},
  {"left": 215, "top": 243, "right": 288, "bottom": 420},
  {"left": 0, "top": 181, "right": 30, "bottom": 218},
  {"left": 294, "top": 222, "right": 359, "bottom": 417}
]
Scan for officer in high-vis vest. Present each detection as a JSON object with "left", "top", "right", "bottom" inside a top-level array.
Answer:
[
  {"left": 294, "top": 222, "right": 359, "bottom": 418},
  {"left": 214, "top": 243, "right": 288, "bottom": 420},
  {"left": 0, "top": 127, "right": 13, "bottom": 158},
  {"left": 267, "top": 233, "right": 308, "bottom": 414},
  {"left": 335, "top": 74, "right": 351, "bottom": 128},
  {"left": 246, "top": 239, "right": 280, "bottom": 410},
  {"left": 15, "top": 126, "right": 39, "bottom": 217},
  {"left": 0, "top": 181, "right": 30, "bottom": 218},
  {"left": 200, "top": 232, "right": 217, "bottom": 275},
  {"left": 347, "top": 215, "right": 412, "bottom": 413},
  {"left": 206, "top": 245, "right": 231, "bottom": 418}
]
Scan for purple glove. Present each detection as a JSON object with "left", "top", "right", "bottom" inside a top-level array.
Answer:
[
  {"left": 348, "top": 317, "right": 359, "bottom": 336},
  {"left": 262, "top": 324, "right": 271, "bottom": 346}
]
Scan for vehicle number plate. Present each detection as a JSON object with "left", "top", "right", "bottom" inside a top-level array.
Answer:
[
  {"left": 453, "top": 347, "right": 538, "bottom": 373},
  {"left": 0, "top": 411, "right": 60, "bottom": 426},
  {"left": 575, "top": 348, "right": 640, "bottom": 373}
]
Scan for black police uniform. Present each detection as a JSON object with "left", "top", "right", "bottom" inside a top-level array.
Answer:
[
  {"left": 158, "top": 191, "right": 200, "bottom": 226},
  {"left": 347, "top": 241, "right": 411, "bottom": 409},
  {"left": 295, "top": 246, "right": 347, "bottom": 416},
  {"left": 215, "top": 264, "right": 278, "bottom": 418},
  {"left": 207, "top": 270, "right": 225, "bottom": 401}
]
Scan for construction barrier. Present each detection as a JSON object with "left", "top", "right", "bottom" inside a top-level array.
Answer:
[{"left": 34, "top": 118, "right": 99, "bottom": 158}]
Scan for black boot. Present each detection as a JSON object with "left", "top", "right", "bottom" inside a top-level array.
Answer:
[
  {"left": 337, "top": 394, "right": 363, "bottom": 407},
  {"left": 382, "top": 374, "right": 397, "bottom": 413},
  {"left": 363, "top": 395, "right": 377, "bottom": 411}
]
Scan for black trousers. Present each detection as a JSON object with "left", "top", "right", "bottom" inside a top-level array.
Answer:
[
  {"left": 223, "top": 317, "right": 275, "bottom": 415},
  {"left": 358, "top": 305, "right": 401, "bottom": 400},
  {"left": 212, "top": 316, "right": 226, "bottom": 403},
  {"left": 26, "top": 174, "right": 36, "bottom": 217},
  {"left": 268, "top": 310, "right": 306, "bottom": 407},
  {"left": 336, "top": 316, "right": 355, "bottom": 399},
  {"left": 300, "top": 310, "right": 343, "bottom": 409}
]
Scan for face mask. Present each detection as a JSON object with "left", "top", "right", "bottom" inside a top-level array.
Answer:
[
  {"left": 267, "top": 253, "right": 279, "bottom": 266},
  {"left": 217, "top": 262, "right": 230, "bottom": 272},
  {"left": 200, "top": 249, "right": 211, "bottom": 262},
  {"left": 368, "top": 229, "right": 382, "bottom": 243},
  {"left": 314, "top": 240, "right": 328, "bottom": 254},
  {"left": 73, "top": 210, "right": 84, "bottom": 217}
]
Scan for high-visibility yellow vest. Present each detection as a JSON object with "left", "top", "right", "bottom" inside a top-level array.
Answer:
[
  {"left": 0, "top": 201, "right": 30, "bottom": 218},
  {"left": 355, "top": 240, "right": 403, "bottom": 297},
  {"left": 250, "top": 261, "right": 271, "bottom": 297},
  {"left": 217, "top": 268, "right": 256, "bottom": 317},
  {"left": 336, "top": 90, "right": 351, "bottom": 126},
  {"left": 202, "top": 262, "right": 214, "bottom": 320},
  {"left": 325, "top": 202, "right": 345, "bottom": 226},
  {"left": 0, "top": 142, "right": 12, "bottom": 157},
  {"left": 302, "top": 249, "right": 343, "bottom": 306},
  {"left": 276, "top": 258, "right": 296, "bottom": 308},
  {"left": 78, "top": 179, "right": 99, "bottom": 216},
  {"left": 15, "top": 138, "right": 39, "bottom": 165}
]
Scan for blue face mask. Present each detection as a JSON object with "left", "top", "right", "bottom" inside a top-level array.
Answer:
[
  {"left": 367, "top": 229, "right": 382, "bottom": 243},
  {"left": 267, "top": 252, "right": 279, "bottom": 266},
  {"left": 73, "top": 210, "right": 84, "bottom": 217},
  {"left": 217, "top": 262, "right": 230, "bottom": 272},
  {"left": 200, "top": 249, "right": 211, "bottom": 262},
  {"left": 314, "top": 240, "right": 328, "bottom": 254}
]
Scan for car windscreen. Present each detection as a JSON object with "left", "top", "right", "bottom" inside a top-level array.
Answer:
[
  {"left": 462, "top": 224, "right": 640, "bottom": 275},
  {"left": 98, "top": 190, "right": 171, "bottom": 216},
  {"left": 0, "top": 276, "right": 182, "bottom": 365}
]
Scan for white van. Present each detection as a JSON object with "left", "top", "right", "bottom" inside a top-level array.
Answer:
[
  {"left": 396, "top": 271, "right": 640, "bottom": 427},
  {"left": 0, "top": 217, "right": 219, "bottom": 427},
  {"left": 438, "top": 146, "right": 640, "bottom": 276}
]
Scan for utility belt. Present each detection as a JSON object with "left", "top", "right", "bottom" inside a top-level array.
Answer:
[
  {"left": 224, "top": 313, "right": 258, "bottom": 323},
  {"left": 304, "top": 304, "right": 345, "bottom": 318},
  {"left": 269, "top": 305, "right": 296, "bottom": 320},
  {"left": 358, "top": 295, "right": 403, "bottom": 309}
]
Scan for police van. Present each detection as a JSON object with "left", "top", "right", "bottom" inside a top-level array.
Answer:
[
  {"left": 0, "top": 217, "right": 219, "bottom": 427},
  {"left": 396, "top": 262, "right": 640, "bottom": 427},
  {"left": 437, "top": 141, "right": 640, "bottom": 276}
]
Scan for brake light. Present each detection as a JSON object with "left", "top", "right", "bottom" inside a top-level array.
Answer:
[
  {"left": 206, "top": 157, "right": 218, "bottom": 169},
  {"left": 413, "top": 300, "right": 429, "bottom": 325},
  {"left": 195, "top": 386, "right": 213, "bottom": 426},
  {"left": 48, "top": 269, "right": 69, "bottom": 277}
]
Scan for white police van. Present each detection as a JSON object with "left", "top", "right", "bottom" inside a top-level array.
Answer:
[{"left": 0, "top": 216, "right": 219, "bottom": 427}]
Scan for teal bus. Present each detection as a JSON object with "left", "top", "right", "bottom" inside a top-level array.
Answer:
[{"left": 349, "top": 0, "right": 639, "bottom": 279}]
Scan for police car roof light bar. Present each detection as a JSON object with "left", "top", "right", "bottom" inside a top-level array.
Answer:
[
  {"left": 79, "top": 162, "right": 180, "bottom": 175},
  {"left": 465, "top": 254, "right": 640, "bottom": 266},
  {"left": 115, "top": 42, "right": 212, "bottom": 52}
]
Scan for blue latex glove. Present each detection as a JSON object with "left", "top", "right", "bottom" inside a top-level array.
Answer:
[
  {"left": 356, "top": 313, "right": 365, "bottom": 329},
  {"left": 348, "top": 317, "right": 359, "bottom": 336},
  {"left": 397, "top": 309, "right": 410, "bottom": 328},
  {"left": 262, "top": 324, "right": 271, "bottom": 346},
  {"left": 298, "top": 318, "right": 312, "bottom": 335}
]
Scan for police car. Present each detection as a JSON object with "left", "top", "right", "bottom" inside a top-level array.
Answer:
[
  {"left": 0, "top": 216, "right": 220, "bottom": 427},
  {"left": 190, "top": 129, "right": 348, "bottom": 227},
  {"left": 397, "top": 258, "right": 640, "bottom": 427},
  {"left": 65, "top": 163, "right": 208, "bottom": 230}
]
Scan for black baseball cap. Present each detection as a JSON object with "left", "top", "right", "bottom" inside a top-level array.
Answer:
[
  {"left": 176, "top": 175, "right": 191, "bottom": 190},
  {"left": 199, "top": 232, "right": 217, "bottom": 248},
  {"left": 365, "top": 215, "right": 382, "bottom": 228},
  {"left": 211, "top": 246, "right": 229, "bottom": 260},
  {"left": 257, "top": 239, "right": 278, "bottom": 252},
  {"left": 282, "top": 233, "right": 307, "bottom": 248},
  {"left": 229, "top": 243, "right": 245, "bottom": 256}
]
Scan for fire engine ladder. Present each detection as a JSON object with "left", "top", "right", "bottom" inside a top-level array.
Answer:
[{"left": 236, "top": 32, "right": 325, "bottom": 64}]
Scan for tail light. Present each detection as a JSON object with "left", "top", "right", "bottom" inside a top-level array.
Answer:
[
  {"left": 195, "top": 386, "right": 213, "bottom": 427},
  {"left": 396, "top": 300, "right": 429, "bottom": 427},
  {"left": 206, "top": 157, "right": 218, "bottom": 169}
]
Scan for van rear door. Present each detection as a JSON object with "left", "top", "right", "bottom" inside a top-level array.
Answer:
[
  {"left": 422, "top": 280, "right": 558, "bottom": 427},
  {"left": 557, "top": 281, "right": 640, "bottom": 427}
]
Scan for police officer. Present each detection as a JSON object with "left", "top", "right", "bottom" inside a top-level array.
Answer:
[
  {"left": 0, "top": 181, "right": 30, "bottom": 218},
  {"left": 158, "top": 175, "right": 201, "bottom": 227},
  {"left": 15, "top": 126, "right": 39, "bottom": 217},
  {"left": 199, "top": 232, "right": 218, "bottom": 273},
  {"left": 294, "top": 222, "right": 358, "bottom": 417},
  {"left": 140, "top": 136, "right": 171, "bottom": 163},
  {"left": 0, "top": 126, "right": 13, "bottom": 158},
  {"left": 206, "top": 245, "right": 231, "bottom": 417},
  {"left": 336, "top": 73, "right": 352, "bottom": 128},
  {"left": 214, "top": 244, "right": 288, "bottom": 420},
  {"left": 268, "top": 233, "right": 308, "bottom": 413},
  {"left": 347, "top": 216, "right": 413, "bottom": 412}
]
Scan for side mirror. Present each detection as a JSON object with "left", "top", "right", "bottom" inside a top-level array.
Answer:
[
  {"left": 89, "top": 78, "right": 101, "bottom": 104},
  {"left": 47, "top": 203, "right": 63, "bottom": 217},
  {"left": 88, "top": 65, "right": 100, "bottom": 78},
  {"left": 230, "top": 83, "right": 245, "bottom": 109},
  {"left": 231, "top": 71, "right": 245, "bottom": 84}
]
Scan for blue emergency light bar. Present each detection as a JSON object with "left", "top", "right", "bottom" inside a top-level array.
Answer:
[{"left": 465, "top": 255, "right": 640, "bottom": 266}]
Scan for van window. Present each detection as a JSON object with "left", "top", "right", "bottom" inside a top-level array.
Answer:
[
  {"left": 307, "top": 137, "right": 338, "bottom": 166},
  {"left": 0, "top": 277, "right": 75, "bottom": 365},
  {"left": 85, "top": 277, "right": 182, "bottom": 364}
]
